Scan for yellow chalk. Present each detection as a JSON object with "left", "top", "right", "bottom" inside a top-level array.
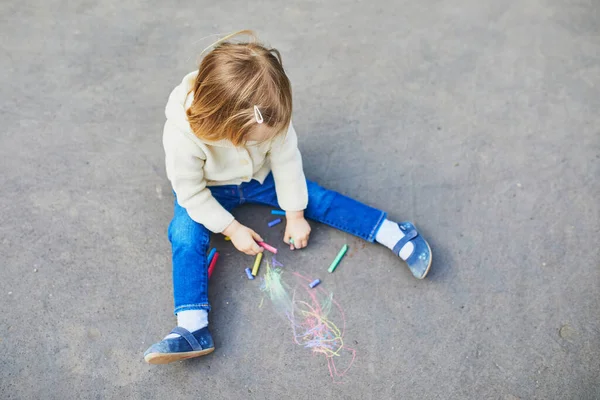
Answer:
[
  {"left": 252, "top": 252, "right": 263, "bottom": 276},
  {"left": 224, "top": 236, "right": 231, "bottom": 241}
]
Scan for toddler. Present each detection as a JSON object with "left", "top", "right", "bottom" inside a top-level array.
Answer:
[{"left": 144, "top": 31, "right": 432, "bottom": 364}]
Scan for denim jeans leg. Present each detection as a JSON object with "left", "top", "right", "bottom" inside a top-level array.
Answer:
[
  {"left": 244, "top": 174, "right": 387, "bottom": 242},
  {"left": 169, "top": 187, "right": 239, "bottom": 315}
]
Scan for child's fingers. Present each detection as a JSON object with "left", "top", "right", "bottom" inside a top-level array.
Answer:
[
  {"left": 286, "top": 235, "right": 295, "bottom": 250},
  {"left": 243, "top": 246, "right": 261, "bottom": 256},
  {"left": 251, "top": 241, "right": 263, "bottom": 254},
  {"left": 234, "top": 241, "right": 251, "bottom": 255},
  {"left": 250, "top": 230, "right": 263, "bottom": 242},
  {"left": 291, "top": 237, "right": 304, "bottom": 249},
  {"left": 237, "top": 245, "right": 253, "bottom": 256}
]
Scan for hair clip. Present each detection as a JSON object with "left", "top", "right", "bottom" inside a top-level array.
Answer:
[{"left": 253, "top": 105, "right": 264, "bottom": 124}]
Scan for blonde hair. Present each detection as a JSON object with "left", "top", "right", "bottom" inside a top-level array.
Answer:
[{"left": 186, "top": 30, "right": 292, "bottom": 146}]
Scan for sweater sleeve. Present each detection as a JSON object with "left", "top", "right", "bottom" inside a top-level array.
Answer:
[
  {"left": 163, "top": 124, "right": 235, "bottom": 233},
  {"left": 268, "top": 122, "right": 308, "bottom": 211}
]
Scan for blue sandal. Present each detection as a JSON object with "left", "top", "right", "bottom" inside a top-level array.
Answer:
[
  {"left": 144, "top": 326, "right": 215, "bottom": 364},
  {"left": 393, "top": 222, "right": 432, "bottom": 279}
]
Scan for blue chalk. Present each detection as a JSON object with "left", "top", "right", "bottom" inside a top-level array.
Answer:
[
  {"left": 309, "top": 279, "right": 321, "bottom": 289},
  {"left": 245, "top": 267, "right": 255, "bottom": 280},
  {"left": 268, "top": 218, "right": 282, "bottom": 227},
  {"left": 271, "top": 210, "right": 286, "bottom": 216},
  {"left": 207, "top": 248, "right": 217, "bottom": 263}
]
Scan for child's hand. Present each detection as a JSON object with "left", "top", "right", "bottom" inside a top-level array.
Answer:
[
  {"left": 284, "top": 211, "right": 311, "bottom": 249},
  {"left": 223, "top": 220, "right": 264, "bottom": 256}
]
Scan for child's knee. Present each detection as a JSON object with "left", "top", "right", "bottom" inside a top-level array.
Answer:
[
  {"left": 306, "top": 181, "right": 336, "bottom": 219},
  {"left": 168, "top": 220, "right": 210, "bottom": 250}
]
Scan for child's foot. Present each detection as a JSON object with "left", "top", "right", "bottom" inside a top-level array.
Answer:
[
  {"left": 164, "top": 309, "right": 208, "bottom": 339},
  {"left": 144, "top": 326, "right": 215, "bottom": 364},
  {"left": 375, "top": 219, "right": 432, "bottom": 279}
]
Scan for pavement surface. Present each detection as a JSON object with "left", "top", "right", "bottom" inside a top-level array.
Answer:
[{"left": 1, "top": 0, "right": 599, "bottom": 399}]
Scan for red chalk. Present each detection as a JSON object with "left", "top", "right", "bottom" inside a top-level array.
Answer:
[
  {"left": 208, "top": 251, "right": 219, "bottom": 279},
  {"left": 257, "top": 241, "right": 278, "bottom": 254}
]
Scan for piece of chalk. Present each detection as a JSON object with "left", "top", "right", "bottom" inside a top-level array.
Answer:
[
  {"left": 268, "top": 218, "right": 282, "bottom": 227},
  {"left": 271, "top": 210, "right": 286, "bottom": 216},
  {"left": 207, "top": 248, "right": 217, "bottom": 264},
  {"left": 224, "top": 236, "right": 231, "bottom": 241},
  {"left": 309, "top": 279, "right": 321, "bottom": 288},
  {"left": 257, "top": 241, "right": 278, "bottom": 254},
  {"left": 208, "top": 252, "right": 219, "bottom": 279},
  {"left": 245, "top": 267, "right": 254, "bottom": 280},
  {"left": 289, "top": 238, "right": 294, "bottom": 250},
  {"left": 328, "top": 244, "right": 348, "bottom": 273},
  {"left": 252, "top": 252, "right": 263, "bottom": 276}
]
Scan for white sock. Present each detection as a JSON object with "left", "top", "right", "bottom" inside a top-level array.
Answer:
[
  {"left": 164, "top": 309, "right": 209, "bottom": 339},
  {"left": 375, "top": 219, "right": 415, "bottom": 260}
]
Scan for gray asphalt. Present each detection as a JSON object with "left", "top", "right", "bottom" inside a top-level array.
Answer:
[{"left": 1, "top": 0, "right": 599, "bottom": 399}]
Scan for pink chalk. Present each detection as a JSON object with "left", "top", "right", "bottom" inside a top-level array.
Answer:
[
  {"left": 257, "top": 241, "right": 278, "bottom": 254},
  {"left": 208, "top": 252, "right": 219, "bottom": 279}
]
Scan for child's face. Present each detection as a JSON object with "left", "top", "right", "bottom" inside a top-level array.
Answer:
[{"left": 245, "top": 124, "right": 280, "bottom": 142}]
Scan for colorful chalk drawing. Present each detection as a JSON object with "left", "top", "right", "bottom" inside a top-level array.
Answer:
[
  {"left": 260, "top": 261, "right": 356, "bottom": 383},
  {"left": 271, "top": 255, "right": 284, "bottom": 268}
]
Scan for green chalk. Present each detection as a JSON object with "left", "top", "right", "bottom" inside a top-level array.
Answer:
[{"left": 328, "top": 244, "right": 348, "bottom": 273}]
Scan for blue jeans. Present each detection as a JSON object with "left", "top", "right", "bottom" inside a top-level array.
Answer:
[{"left": 168, "top": 173, "right": 387, "bottom": 314}]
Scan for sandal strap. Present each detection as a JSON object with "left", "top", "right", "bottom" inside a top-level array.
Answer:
[
  {"left": 393, "top": 227, "right": 418, "bottom": 255},
  {"left": 170, "top": 326, "right": 202, "bottom": 350}
]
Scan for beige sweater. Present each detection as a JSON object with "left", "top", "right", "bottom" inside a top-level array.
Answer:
[{"left": 163, "top": 71, "right": 308, "bottom": 233}]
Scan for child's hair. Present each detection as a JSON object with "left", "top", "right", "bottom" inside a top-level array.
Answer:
[{"left": 186, "top": 30, "right": 292, "bottom": 146}]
